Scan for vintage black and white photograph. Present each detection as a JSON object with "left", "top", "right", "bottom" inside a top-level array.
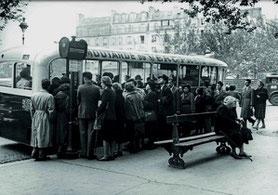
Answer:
[{"left": 0, "top": 0, "right": 278, "bottom": 194}]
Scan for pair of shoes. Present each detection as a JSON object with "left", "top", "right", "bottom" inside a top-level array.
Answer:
[
  {"left": 87, "top": 155, "right": 97, "bottom": 160},
  {"left": 253, "top": 126, "right": 258, "bottom": 130},
  {"left": 230, "top": 152, "right": 242, "bottom": 159},
  {"left": 35, "top": 156, "right": 51, "bottom": 161},
  {"left": 239, "top": 153, "right": 252, "bottom": 158},
  {"left": 97, "top": 156, "right": 109, "bottom": 161},
  {"left": 259, "top": 125, "right": 266, "bottom": 129}
]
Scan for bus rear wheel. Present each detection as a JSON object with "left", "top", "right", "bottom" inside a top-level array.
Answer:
[{"left": 270, "top": 93, "right": 278, "bottom": 106}]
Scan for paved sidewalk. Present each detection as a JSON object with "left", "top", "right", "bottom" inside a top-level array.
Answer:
[{"left": 0, "top": 132, "right": 278, "bottom": 195}]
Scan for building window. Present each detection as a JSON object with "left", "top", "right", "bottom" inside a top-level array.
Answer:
[
  {"left": 127, "top": 36, "right": 132, "bottom": 45},
  {"left": 152, "top": 35, "right": 157, "bottom": 43},
  {"left": 118, "top": 37, "right": 123, "bottom": 45},
  {"left": 140, "top": 35, "right": 144, "bottom": 44},
  {"left": 95, "top": 38, "right": 99, "bottom": 46}
]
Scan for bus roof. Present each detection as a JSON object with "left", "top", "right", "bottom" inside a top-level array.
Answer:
[{"left": 0, "top": 45, "right": 228, "bottom": 68}]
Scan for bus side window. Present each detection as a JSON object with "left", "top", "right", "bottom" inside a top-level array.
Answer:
[
  {"left": 179, "top": 65, "right": 199, "bottom": 86},
  {"left": 121, "top": 62, "right": 128, "bottom": 84},
  {"left": 15, "top": 62, "right": 32, "bottom": 90},
  {"left": 129, "top": 62, "right": 151, "bottom": 84},
  {"left": 84, "top": 60, "right": 100, "bottom": 84},
  {"left": 49, "top": 58, "right": 67, "bottom": 82},
  {"left": 0, "top": 61, "right": 13, "bottom": 88},
  {"left": 102, "top": 61, "right": 119, "bottom": 83}
]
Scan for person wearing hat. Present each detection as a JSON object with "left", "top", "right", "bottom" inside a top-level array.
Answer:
[
  {"left": 77, "top": 72, "right": 100, "bottom": 160},
  {"left": 98, "top": 76, "right": 117, "bottom": 161},
  {"left": 143, "top": 80, "right": 159, "bottom": 149},
  {"left": 240, "top": 79, "right": 256, "bottom": 128},
  {"left": 157, "top": 74, "right": 174, "bottom": 139},
  {"left": 215, "top": 96, "right": 253, "bottom": 159}
]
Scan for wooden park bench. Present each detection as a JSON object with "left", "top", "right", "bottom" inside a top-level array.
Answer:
[{"left": 154, "top": 112, "right": 230, "bottom": 169}]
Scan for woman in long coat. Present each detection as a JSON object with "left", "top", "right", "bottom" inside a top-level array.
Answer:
[
  {"left": 253, "top": 80, "right": 268, "bottom": 129},
  {"left": 30, "top": 79, "right": 55, "bottom": 161},
  {"left": 98, "top": 76, "right": 116, "bottom": 161},
  {"left": 54, "top": 83, "right": 70, "bottom": 157},
  {"left": 112, "top": 82, "right": 126, "bottom": 156}
]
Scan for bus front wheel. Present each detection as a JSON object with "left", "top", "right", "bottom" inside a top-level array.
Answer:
[{"left": 270, "top": 93, "right": 278, "bottom": 106}]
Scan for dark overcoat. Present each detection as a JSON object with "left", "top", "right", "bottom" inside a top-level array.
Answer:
[
  {"left": 158, "top": 85, "right": 174, "bottom": 117},
  {"left": 254, "top": 87, "right": 268, "bottom": 119}
]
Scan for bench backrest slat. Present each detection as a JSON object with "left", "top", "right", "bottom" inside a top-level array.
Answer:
[{"left": 166, "top": 112, "right": 216, "bottom": 124}]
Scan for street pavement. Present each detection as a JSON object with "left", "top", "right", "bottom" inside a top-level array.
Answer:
[
  {"left": 0, "top": 130, "right": 278, "bottom": 195},
  {"left": 0, "top": 138, "right": 31, "bottom": 164},
  {"left": 0, "top": 103, "right": 277, "bottom": 194}
]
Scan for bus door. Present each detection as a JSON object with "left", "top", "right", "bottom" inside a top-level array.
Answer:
[{"left": 0, "top": 60, "right": 32, "bottom": 144}]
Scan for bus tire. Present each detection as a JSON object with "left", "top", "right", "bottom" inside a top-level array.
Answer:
[{"left": 270, "top": 93, "right": 278, "bottom": 106}]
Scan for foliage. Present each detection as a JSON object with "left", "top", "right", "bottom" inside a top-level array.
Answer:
[
  {"left": 159, "top": 19, "right": 278, "bottom": 78},
  {"left": 0, "top": 0, "right": 28, "bottom": 31},
  {"left": 141, "top": 0, "right": 278, "bottom": 32}
]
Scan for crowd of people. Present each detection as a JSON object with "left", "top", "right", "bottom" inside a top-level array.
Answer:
[{"left": 29, "top": 72, "right": 268, "bottom": 161}]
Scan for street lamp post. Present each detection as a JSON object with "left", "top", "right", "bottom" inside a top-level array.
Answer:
[{"left": 19, "top": 17, "right": 28, "bottom": 45}]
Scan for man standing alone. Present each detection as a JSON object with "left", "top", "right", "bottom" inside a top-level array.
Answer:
[
  {"left": 77, "top": 72, "right": 100, "bottom": 159},
  {"left": 240, "top": 79, "right": 256, "bottom": 127},
  {"left": 30, "top": 79, "right": 55, "bottom": 161}
]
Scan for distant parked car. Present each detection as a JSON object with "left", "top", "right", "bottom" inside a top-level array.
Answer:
[{"left": 265, "top": 74, "right": 278, "bottom": 106}]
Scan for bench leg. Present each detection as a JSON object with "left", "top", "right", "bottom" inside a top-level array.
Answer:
[
  {"left": 216, "top": 141, "right": 231, "bottom": 155},
  {"left": 168, "top": 153, "right": 185, "bottom": 169}
]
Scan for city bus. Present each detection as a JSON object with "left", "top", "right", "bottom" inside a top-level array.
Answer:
[{"left": 0, "top": 45, "right": 228, "bottom": 144}]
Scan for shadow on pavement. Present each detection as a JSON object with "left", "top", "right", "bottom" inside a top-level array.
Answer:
[{"left": 182, "top": 153, "right": 228, "bottom": 169}]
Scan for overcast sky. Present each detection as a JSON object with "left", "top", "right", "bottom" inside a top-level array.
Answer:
[{"left": 0, "top": 1, "right": 278, "bottom": 49}]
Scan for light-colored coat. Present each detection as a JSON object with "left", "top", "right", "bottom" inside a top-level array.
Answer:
[
  {"left": 30, "top": 90, "right": 55, "bottom": 148},
  {"left": 240, "top": 86, "right": 254, "bottom": 118}
]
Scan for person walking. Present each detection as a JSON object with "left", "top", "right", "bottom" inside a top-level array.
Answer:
[
  {"left": 77, "top": 72, "right": 100, "bottom": 160},
  {"left": 240, "top": 79, "right": 256, "bottom": 128},
  {"left": 30, "top": 79, "right": 55, "bottom": 161},
  {"left": 253, "top": 80, "right": 268, "bottom": 130},
  {"left": 98, "top": 76, "right": 117, "bottom": 161}
]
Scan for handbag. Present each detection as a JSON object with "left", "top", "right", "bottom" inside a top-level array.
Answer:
[
  {"left": 93, "top": 115, "right": 102, "bottom": 131},
  {"left": 144, "top": 110, "right": 156, "bottom": 122},
  {"left": 94, "top": 102, "right": 109, "bottom": 130}
]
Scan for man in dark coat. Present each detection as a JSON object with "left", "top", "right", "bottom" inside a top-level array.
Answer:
[
  {"left": 215, "top": 96, "right": 252, "bottom": 159},
  {"left": 77, "top": 72, "right": 100, "bottom": 159},
  {"left": 157, "top": 74, "right": 174, "bottom": 139}
]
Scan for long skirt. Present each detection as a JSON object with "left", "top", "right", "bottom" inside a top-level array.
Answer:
[
  {"left": 254, "top": 103, "right": 266, "bottom": 119},
  {"left": 102, "top": 120, "right": 116, "bottom": 142}
]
